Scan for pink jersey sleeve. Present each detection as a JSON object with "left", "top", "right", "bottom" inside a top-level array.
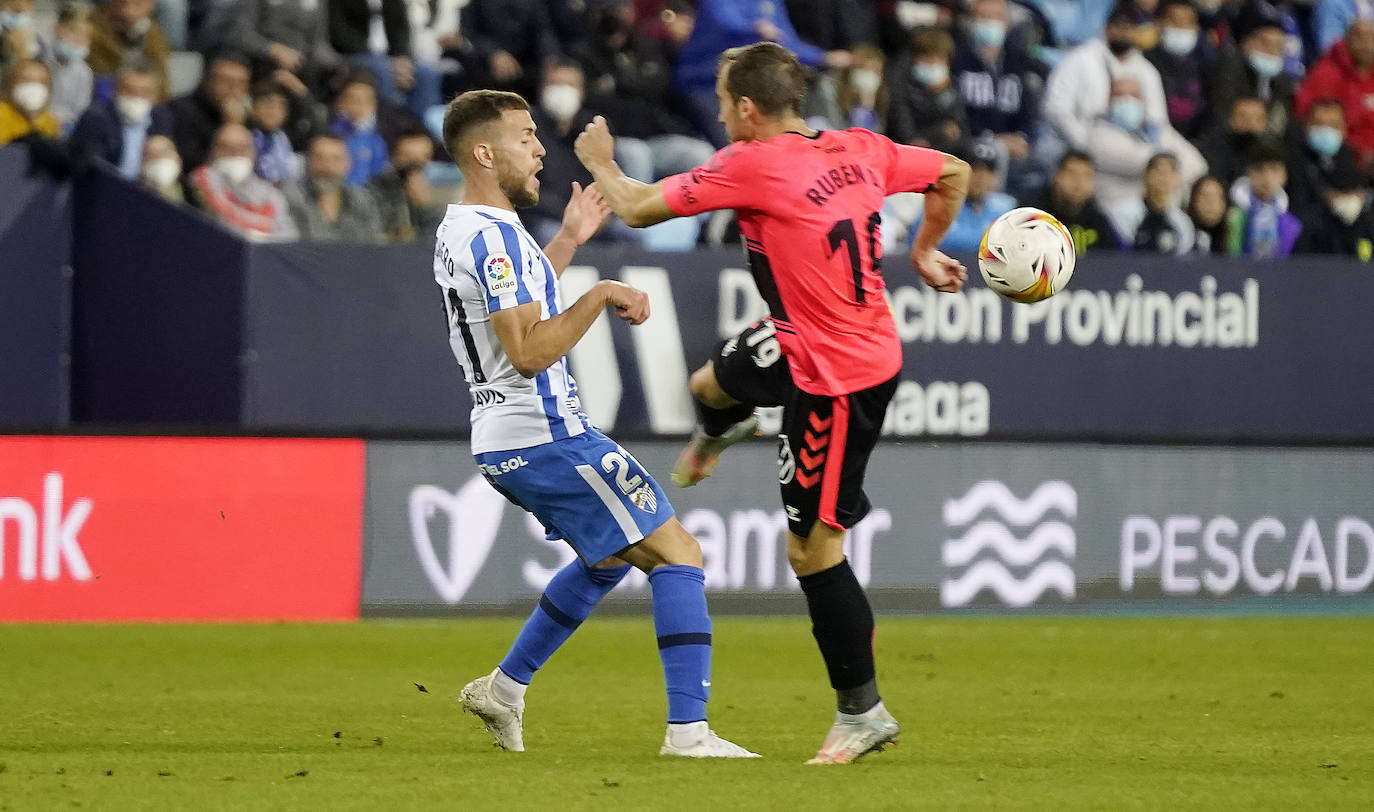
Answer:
[
  {"left": 661, "top": 143, "right": 762, "bottom": 216},
  {"left": 881, "top": 138, "right": 945, "bottom": 194}
]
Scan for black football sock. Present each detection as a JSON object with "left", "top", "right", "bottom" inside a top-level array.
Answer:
[
  {"left": 694, "top": 398, "right": 754, "bottom": 438},
  {"left": 798, "top": 558, "right": 880, "bottom": 715}
]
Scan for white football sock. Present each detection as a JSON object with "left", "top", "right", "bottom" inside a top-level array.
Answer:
[
  {"left": 667, "top": 720, "right": 709, "bottom": 746},
  {"left": 491, "top": 667, "right": 527, "bottom": 707}
]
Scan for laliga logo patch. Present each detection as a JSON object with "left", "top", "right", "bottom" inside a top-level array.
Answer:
[
  {"left": 484, "top": 252, "right": 518, "bottom": 296},
  {"left": 408, "top": 476, "right": 507, "bottom": 603},
  {"left": 629, "top": 483, "right": 658, "bottom": 514}
]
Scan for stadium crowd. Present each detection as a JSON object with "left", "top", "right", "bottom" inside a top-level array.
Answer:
[{"left": 3, "top": 0, "right": 1374, "bottom": 258}]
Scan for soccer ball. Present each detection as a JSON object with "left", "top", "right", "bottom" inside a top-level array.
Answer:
[{"left": 977, "top": 207, "right": 1076, "bottom": 302}]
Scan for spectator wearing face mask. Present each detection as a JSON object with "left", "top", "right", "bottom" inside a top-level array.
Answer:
[
  {"left": 367, "top": 128, "right": 444, "bottom": 241},
  {"left": 1294, "top": 159, "right": 1374, "bottom": 257},
  {"left": 886, "top": 26, "right": 968, "bottom": 152},
  {"left": 249, "top": 81, "right": 299, "bottom": 185},
  {"left": 164, "top": 51, "right": 252, "bottom": 173},
  {"left": 189, "top": 122, "right": 298, "bottom": 240},
  {"left": 329, "top": 71, "right": 388, "bottom": 186},
  {"left": 1296, "top": 20, "right": 1374, "bottom": 171},
  {"left": 952, "top": 0, "right": 1044, "bottom": 198},
  {"left": 1187, "top": 174, "right": 1228, "bottom": 254},
  {"left": 1287, "top": 99, "right": 1362, "bottom": 213},
  {"left": 43, "top": 1, "right": 94, "bottom": 133},
  {"left": 139, "top": 132, "right": 183, "bottom": 202},
  {"left": 1206, "top": 1, "right": 1293, "bottom": 137},
  {"left": 0, "top": 58, "right": 58, "bottom": 145},
  {"left": 1040, "top": 3, "right": 1177, "bottom": 169},
  {"left": 1197, "top": 95, "right": 1267, "bottom": 187},
  {"left": 1109, "top": 151, "right": 1195, "bottom": 255},
  {"left": 89, "top": 0, "right": 169, "bottom": 93},
  {"left": 1084, "top": 74, "right": 1207, "bottom": 210},
  {"left": 285, "top": 133, "right": 384, "bottom": 241},
  {"left": 808, "top": 43, "right": 888, "bottom": 132},
  {"left": 69, "top": 64, "right": 170, "bottom": 177},
  {"left": 0, "top": 0, "right": 40, "bottom": 66},
  {"left": 1225, "top": 141, "right": 1301, "bottom": 259},
  {"left": 1031, "top": 148, "right": 1125, "bottom": 254},
  {"left": 1144, "top": 0, "right": 1206, "bottom": 139}
]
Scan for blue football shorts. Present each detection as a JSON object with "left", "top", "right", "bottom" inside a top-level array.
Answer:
[{"left": 473, "top": 428, "right": 675, "bottom": 564}]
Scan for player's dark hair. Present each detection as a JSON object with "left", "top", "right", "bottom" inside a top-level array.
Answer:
[
  {"left": 441, "top": 89, "right": 530, "bottom": 167},
  {"left": 719, "top": 42, "right": 806, "bottom": 118},
  {"left": 1057, "top": 149, "right": 1094, "bottom": 171},
  {"left": 910, "top": 26, "right": 954, "bottom": 60}
]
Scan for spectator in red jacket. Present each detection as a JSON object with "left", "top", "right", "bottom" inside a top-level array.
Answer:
[{"left": 1296, "top": 19, "right": 1374, "bottom": 170}]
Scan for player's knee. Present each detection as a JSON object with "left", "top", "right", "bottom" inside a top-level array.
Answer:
[
  {"left": 690, "top": 364, "right": 737, "bottom": 409},
  {"left": 627, "top": 519, "right": 703, "bottom": 571}
]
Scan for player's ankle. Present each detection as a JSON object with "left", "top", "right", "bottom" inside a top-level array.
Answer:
[
  {"left": 667, "top": 720, "right": 709, "bottom": 746},
  {"left": 492, "top": 667, "right": 528, "bottom": 707}
]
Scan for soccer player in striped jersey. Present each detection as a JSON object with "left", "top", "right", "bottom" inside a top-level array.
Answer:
[
  {"left": 439, "top": 90, "right": 756, "bottom": 759},
  {"left": 574, "top": 42, "right": 971, "bottom": 764}
]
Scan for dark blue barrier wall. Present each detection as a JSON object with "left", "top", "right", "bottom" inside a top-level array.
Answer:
[
  {"left": 0, "top": 145, "right": 70, "bottom": 426},
  {"left": 55, "top": 161, "right": 1374, "bottom": 440},
  {"left": 71, "top": 166, "right": 246, "bottom": 424}
]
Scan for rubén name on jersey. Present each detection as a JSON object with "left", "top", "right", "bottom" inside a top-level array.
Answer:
[{"left": 804, "top": 163, "right": 880, "bottom": 207}]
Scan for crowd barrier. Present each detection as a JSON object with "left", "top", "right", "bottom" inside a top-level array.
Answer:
[
  {"left": 5, "top": 144, "right": 1374, "bottom": 441},
  {"left": 3, "top": 435, "right": 1370, "bottom": 621}
]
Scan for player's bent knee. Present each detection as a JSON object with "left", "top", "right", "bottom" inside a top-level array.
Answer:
[
  {"left": 690, "top": 363, "right": 738, "bottom": 409},
  {"left": 619, "top": 518, "right": 703, "bottom": 572}
]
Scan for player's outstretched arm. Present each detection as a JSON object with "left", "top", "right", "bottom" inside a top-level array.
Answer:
[
  {"left": 544, "top": 181, "right": 612, "bottom": 277},
  {"left": 574, "top": 115, "right": 677, "bottom": 228},
  {"left": 911, "top": 153, "right": 971, "bottom": 293},
  {"left": 491, "top": 280, "right": 649, "bottom": 378}
]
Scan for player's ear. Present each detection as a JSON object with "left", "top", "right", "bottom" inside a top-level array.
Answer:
[{"left": 473, "top": 142, "right": 495, "bottom": 170}]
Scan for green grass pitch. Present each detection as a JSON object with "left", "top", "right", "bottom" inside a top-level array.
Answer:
[{"left": 2, "top": 616, "right": 1371, "bottom": 810}]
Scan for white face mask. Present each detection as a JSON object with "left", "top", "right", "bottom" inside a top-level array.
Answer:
[
  {"left": 214, "top": 155, "right": 255, "bottom": 185},
  {"left": 116, "top": 95, "right": 153, "bottom": 126},
  {"left": 540, "top": 83, "right": 582, "bottom": 122},
  {"left": 11, "top": 81, "right": 48, "bottom": 113},
  {"left": 849, "top": 68, "right": 882, "bottom": 97},
  {"left": 142, "top": 157, "right": 181, "bottom": 187},
  {"left": 1332, "top": 193, "right": 1366, "bottom": 225}
]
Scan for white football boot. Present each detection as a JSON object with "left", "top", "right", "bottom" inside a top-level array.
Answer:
[
  {"left": 659, "top": 721, "right": 761, "bottom": 758},
  {"left": 671, "top": 415, "right": 759, "bottom": 487},
  {"left": 805, "top": 703, "right": 900, "bottom": 765},
  {"left": 459, "top": 669, "right": 525, "bottom": 752}
]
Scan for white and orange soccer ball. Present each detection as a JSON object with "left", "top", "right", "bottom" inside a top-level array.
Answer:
[{"left": 977, "top": 207, "right": 1076, "bottom": 303}]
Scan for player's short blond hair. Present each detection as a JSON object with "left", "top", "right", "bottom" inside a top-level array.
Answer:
[{"left": 441, "top": 89, "right": 529, "bottom": 166}]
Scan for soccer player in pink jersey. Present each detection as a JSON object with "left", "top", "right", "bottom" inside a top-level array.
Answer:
[{"left": 575, "top": 41, "right": 970, "bottom": 764}]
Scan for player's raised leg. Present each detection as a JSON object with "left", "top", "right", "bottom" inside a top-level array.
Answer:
[{"left": 673, "top": 319, "right": 787, "bottom": 487}]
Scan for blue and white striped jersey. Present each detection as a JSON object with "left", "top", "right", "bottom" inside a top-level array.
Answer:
[{"left": 433, "top": 203, "right": 588, "bottom": 454}]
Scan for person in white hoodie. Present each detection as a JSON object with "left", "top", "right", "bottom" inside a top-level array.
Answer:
[{"left": 1038, "top": 2, "right": 1205, "bottom": 209}]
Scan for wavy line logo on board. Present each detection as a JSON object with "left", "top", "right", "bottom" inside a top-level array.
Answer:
[
  {"left": 940, "top": 480, "right": 1078, "bottom": 608},
  {"left": 409, "top": 476, "right": 507, "bottom": 603}
]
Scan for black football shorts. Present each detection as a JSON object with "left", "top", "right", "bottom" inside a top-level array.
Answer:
[{"left": 709, "top": 319, "right": 898, "bottom": 537}]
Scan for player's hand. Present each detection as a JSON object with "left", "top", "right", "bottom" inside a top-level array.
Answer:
[
  {"left": 599, "top": 280, "right": 650, "bottom": 325},
  {"left": 559, "top": 181, "right": 612, "bottom": 246},
  {"left": 574, "top": 116, "right": 616, "bottom": 169},
  {"left": 913, "top": 248, "right": 967, "bottom": 293}
]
